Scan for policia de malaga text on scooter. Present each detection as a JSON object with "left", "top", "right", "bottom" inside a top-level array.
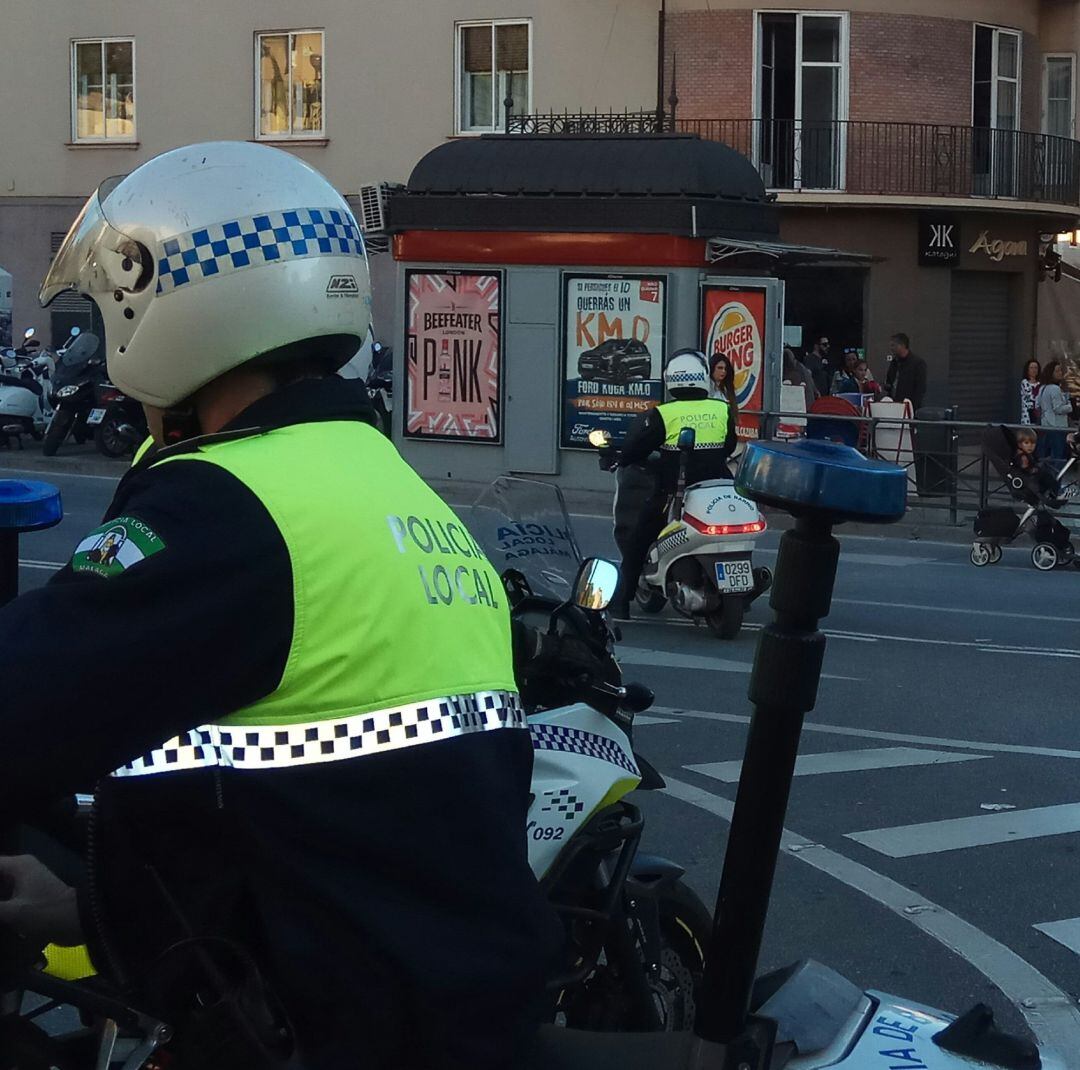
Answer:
[{"left": 0, "top": 142, "right": 561, "bottom": 1070}]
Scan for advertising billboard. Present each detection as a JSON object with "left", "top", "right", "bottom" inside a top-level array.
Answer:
[
  {"left": 702, "top": 286, "right": 768, "bottom": 440},
  {"left": 405, "top": 270, "right": 502, "bottom": 441},
  {"left": 561, "top": 273, "right": 666, "bottom": 447}
]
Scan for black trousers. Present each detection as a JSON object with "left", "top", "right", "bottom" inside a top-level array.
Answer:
[{"left": 616, "top": 493, "right": 669, "bottom": 604}]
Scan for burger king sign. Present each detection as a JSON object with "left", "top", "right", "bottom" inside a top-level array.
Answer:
[{"left": 702, "top": 288, "right": 768, "bottom": 438}]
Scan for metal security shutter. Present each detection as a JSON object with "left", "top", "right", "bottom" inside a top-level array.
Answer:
[
  {"left": 48, "top": 231, "right": 98, "bottom": 346},
  {"left": 948, "top": 272, "right": 1013, "bottom": 422}
]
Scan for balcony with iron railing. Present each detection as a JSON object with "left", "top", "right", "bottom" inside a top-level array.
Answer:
[{"left": 506, "top": 112, "right": 1080, "bottom": 209}]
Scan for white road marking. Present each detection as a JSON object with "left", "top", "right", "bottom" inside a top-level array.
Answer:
[
  {"left": 622, "top": 616, "right": 1078, "bottom": 656},
  {"left": 0, "top": 467, "right": 120, "bottom": 482},
  {"left": 832, "top": 598, "right": 1080, "bottom": 625},
  {"left": 1034, "top": 918, "right": 1080, "bottom": 957},
  {"left": 847, "top": 802, "right": 1080, "bottom": 858},
  {"left": 19, "top": 559, "right": 63, "bottom": 571},
  {"left": 756, "top": 548, "right": 932, "bottom": 567},
  {"left": 649, "top": 705, "right": 1080, "bottom": 761},
  {"left": 617, "top": 646, "right": 860, "bottom": 680},
  {"left": 687, "top": 746, "right": 990, "bottom": 783},
  {"left": 632, "top": 714, "right": 681, "bottom": 726},
  {"left": 662, "top": 776, "right": 1080, "bottom": 1057}
]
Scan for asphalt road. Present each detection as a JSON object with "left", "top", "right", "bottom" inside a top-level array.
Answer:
[{"left": 5, "top": 459, "right": 1080, "bottom": 1059}]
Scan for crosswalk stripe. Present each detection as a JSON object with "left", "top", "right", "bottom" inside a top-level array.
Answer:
[
  {"left": 1034, "top": 918, "right": 1080, "bottom": 956},
  {"left": 847, "top": 802, "right": 1080, "bottom": 858},
  {"left": 687, "top": 747, "right": 990, "bottom": 783}
]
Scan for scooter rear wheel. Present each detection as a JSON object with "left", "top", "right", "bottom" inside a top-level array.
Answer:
[
  {"left": 635, "top": 582, "right": 666, "bottom": 614},
  {"left": 706, "top": 597, "right": 744, "bottom": 640}
]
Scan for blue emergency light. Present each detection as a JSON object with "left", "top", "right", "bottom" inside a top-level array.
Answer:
[
  {"left": 0, "top": 479, "right": 63, "bottom": 532},
  {"left": 736, "top": 439, "right": 907, "bottom": 524}
]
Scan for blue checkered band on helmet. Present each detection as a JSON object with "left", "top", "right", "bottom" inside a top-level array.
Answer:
[
  {"left": 155, "top": 207, "right": 365, "bottom": 295},
  {"left": 529, "top": 722, "right": 640, "bottom": 778}
]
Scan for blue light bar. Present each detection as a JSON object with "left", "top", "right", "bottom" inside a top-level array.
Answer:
[
  {"left": 736, "top": 439, "right": 907, "bottom": 524},
  {"left": 0, "top": 480, "right": 63, "bottom": 532}
]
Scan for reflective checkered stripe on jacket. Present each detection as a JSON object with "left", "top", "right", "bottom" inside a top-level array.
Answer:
[
  {"left": 155, "top": 207, "right": 365, "bottom": 294},
  {"left": 111, "top": 690, "right": 524, "bottom": 777}
]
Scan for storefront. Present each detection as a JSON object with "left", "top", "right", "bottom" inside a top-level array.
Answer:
[
  {"left": 386, "top": 134, "right": 798, "bottom": 491},
  {"left": 777, "top": 207, "right": 1067, "bottom": 421}
]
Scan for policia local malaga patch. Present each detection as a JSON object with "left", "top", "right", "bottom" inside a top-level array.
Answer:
[{"left": 72, "top": 517, "right": 166, "bottom": 577}]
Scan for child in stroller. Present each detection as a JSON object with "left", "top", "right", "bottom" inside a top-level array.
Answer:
[{"left": 971, "top": 424, "right": 1079, "bottom": 570}]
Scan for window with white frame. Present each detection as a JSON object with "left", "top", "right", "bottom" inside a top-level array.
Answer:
[
  {"left": 257, "top": 30, "right": 325, "bottom": 138},
  {"left": 756, "top": 12, "right": 848, "bottom": 190},
  {"left": 71, "top": 38, "right": 135, "bottom": 142},
  {"left": 973, "top": 25, "right": 1021, "bottom": 132},
  {"left": 456, "top": 20, "right": 531, "bottom": 134},
  {"left": 1044, "top": 54, "right": 1075, "bottom": 139}
]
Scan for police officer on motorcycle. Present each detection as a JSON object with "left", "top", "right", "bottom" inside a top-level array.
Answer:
[
  {"left": 0, "top": 143, "right": 558, "bottom": 1069},
  {"left": 610, "top": 349, "right": 737, "bottom": 619}
]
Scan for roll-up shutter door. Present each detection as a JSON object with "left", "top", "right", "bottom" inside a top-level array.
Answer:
[{"left": 948, "top": 271, "right": 1013, "bottom": 422}]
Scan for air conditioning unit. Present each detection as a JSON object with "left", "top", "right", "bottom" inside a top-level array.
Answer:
[{"left": 357, "top": 182, "right": 404, "bottom": 235}]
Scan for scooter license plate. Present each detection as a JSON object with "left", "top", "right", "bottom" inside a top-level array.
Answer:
[
  {"left": 715, "top": 559, "right": 753, "bottom": 592},
  {"left": 86, "top": 408, "right": 106, "bottom": 426}
]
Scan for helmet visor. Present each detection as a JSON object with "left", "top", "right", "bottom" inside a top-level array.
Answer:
[{"left": 39, "top": 178, "right": 146, "bottom": 307}]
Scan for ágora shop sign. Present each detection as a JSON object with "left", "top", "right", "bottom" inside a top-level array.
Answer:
[{"left": 968, "top": 230, "right": 1030, "bottom": 262}]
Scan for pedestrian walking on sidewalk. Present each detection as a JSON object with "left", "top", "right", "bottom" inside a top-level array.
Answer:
[{"left": 1037, "top": 360, "right": 1073, "bottom": 460}]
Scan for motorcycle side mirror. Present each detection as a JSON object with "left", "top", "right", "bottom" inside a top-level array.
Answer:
[
  {"left": 23, "top": 328, "right": 34, "bottom": 340},
  {"left": 587, "top": 429, "right": 612, "bottom": 449},
  {"left": 70, "top": 326, "right": 81, "bottom": 336},
  {"left": 678, "top": 427, "right": 696, "bottom": 451},
  {"left": 571, "top": 558, "right": 620, "bottom": 611}
]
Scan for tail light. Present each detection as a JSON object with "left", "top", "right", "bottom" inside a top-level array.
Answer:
[
  {"left": 99, "top": 389, "right": 123, "bottom": 403},
  {"left": 684, "top": 514, "right": 767, "bottom": 537}
]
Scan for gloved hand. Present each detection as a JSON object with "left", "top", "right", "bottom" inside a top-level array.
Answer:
[{"left": 0, "top": 854, "right": 83, "bottom": 946}]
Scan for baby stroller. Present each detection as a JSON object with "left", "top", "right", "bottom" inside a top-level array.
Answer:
[{"left": 971, "top": 425, "right": 1079, "bottom": 570}]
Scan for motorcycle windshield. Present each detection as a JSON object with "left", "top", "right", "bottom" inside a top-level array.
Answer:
[
  {"left": 470, "top": 477, "right": 583, "bottom": 602},
  {"left": 58, "top": 333, "right": 100, "bottom": 370}
]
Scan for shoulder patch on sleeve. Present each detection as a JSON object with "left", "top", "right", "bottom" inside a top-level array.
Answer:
[{"left": 71, "top": 516, "right": 166, "bottom": 577}]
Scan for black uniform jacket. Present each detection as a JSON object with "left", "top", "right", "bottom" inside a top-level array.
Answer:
[{"left": 0, "top": 377, "right": 559, "bottom": 1070}]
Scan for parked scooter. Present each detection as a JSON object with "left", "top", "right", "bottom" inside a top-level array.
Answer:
[
  {"left": 590, "top": 427, "right": 771, "bottom": 639},
  {"left": 91, "top": 383, "right": 148, "bottom": 458},
  {"left": 0, "top": 327, "right": 59, "bottom": 443},
  {"left": 42, "top": 332, "right": 104, "bottom": 456},
  {"left": 365, "top": 341, "right": 393, "bottom": 436},
  {"left": 473, "top": 476, "right": 712, "bottom": 1031}
]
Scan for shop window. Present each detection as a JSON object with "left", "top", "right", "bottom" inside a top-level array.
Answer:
[
  {"left": 456, "top": 21, "right": 531, "bottom": 134},
  {"left": 71, "top": 38, "right": 135, "bottom": 142},
  {"left": 1044, "top": 54, "right": 1075, "bottom": 139},
  {"left": 257, "top": 30, "right": 324, "bottom": 138},
  {"left": 757, "top": 12, "right": 847, "bottom": 190}
]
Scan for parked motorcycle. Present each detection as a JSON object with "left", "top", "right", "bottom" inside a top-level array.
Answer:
[
  {"left": 590, "top": 428, "right": 771, "bottom": 639},
  {"left": 42, "top": 332, "right": 104, "bottom": 456},
  {"left": 91, "top": 383, "right": 147, "bottom": 458},
  {"left": 365, "top": 341, "right": 392, "bottom": 436},
  {"left": 0, "top": 327, "right": 61, "bottom": 442}
]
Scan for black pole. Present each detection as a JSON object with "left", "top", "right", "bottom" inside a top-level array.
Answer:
[
  {"left": 656, "top": 0, "right": 666, "bottom": 128},
  {"left": 0, "top": 530, "right": 17, "bottom": 609},
  {"left": 667, "top": 52, "right": 679, "bottom": 132},
  {"left": 695, "top": 515, "right": 839, "bottom": 1043},
  {"left": 0, "top": 528, "right": 18, "bottom": 1007}
]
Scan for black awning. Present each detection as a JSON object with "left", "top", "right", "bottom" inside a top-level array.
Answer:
[{"left": 389, "top": 134, "right": 778, "bottom": 240}]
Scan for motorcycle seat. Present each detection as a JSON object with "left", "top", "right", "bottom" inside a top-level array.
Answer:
[{"left": 0, "top": 374, "right": 42, "bottom": 396}]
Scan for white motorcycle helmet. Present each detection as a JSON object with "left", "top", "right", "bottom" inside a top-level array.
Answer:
[
  {"left": 663, "top": 349, "right": 710, "bottom": 399},
  {"left": 39, "top": 141, "right": 371, "bottom": 409}
]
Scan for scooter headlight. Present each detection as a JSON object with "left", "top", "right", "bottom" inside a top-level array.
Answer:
[{"left": 56, "top": 385, "right": 79, "bottom": 398}]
